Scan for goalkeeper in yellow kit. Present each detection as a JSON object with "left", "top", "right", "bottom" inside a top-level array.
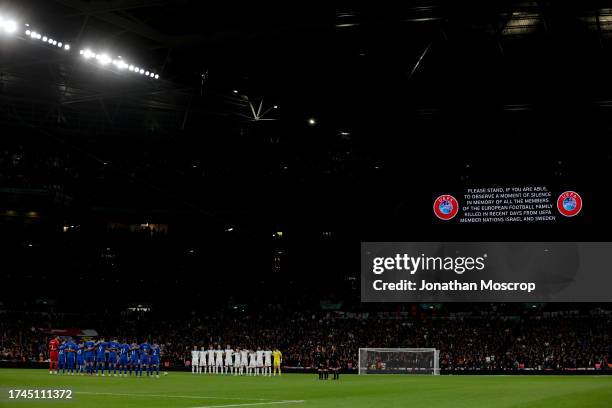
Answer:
[{"left": 272, "top": 348, "right": 282, "bottom": 376}]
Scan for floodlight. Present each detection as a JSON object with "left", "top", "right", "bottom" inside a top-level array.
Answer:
[
  {"left": 25, "top": 29, "right": 31, "bottom": 35},
  {"left": 98, "top": 53, "right": 111, "bottom": 65},
  {"left": 42, "top": 36, "right": 48, "bottom": 42},
  {"left": 308, "top": 118, "right": 316, "bottom": 125},
  {"left": 139, "top": 69, "right": 144, "bottom": 74},
  {"left": 83, "top": 49, "right": 94, "bottom": 59},
  {"left": 36, "top": 33, "right": 41, "bottom": 39},
  {"left": 64, "top": 44, "right": 70, "bottom": 50},
  {"left": 145, "top": 71, "right": 150, "bottom": 76},
  {"left": 58, "top": 42, "right": 62, "bottom": 47},
  {"left": 4, "top": 20, "right": 17, "bottom": 34},
  {"left": 154, "top": 74, "right": 159, "bottom": 79},
  {"left": 128, "top": 65, "right": 134, "bottom": 71}
]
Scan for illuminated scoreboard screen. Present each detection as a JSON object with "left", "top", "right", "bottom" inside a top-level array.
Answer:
[{"left": 433, "top": 186, "right": 582, "bottom": 223}]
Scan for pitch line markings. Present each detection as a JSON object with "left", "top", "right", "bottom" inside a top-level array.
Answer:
[
  {"left": 77, "top": 391, "right": 275, "bottom": 401},
  {"left": 192, "top": 401, "right": 306, "bottom": 408}
]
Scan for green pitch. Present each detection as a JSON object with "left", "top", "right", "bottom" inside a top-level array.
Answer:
[{"left": 1, "top": 369, "right": 611, "bottom": 408}]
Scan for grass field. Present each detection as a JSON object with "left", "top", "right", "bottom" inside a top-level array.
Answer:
[{"left": 1, "top": 369, "right": 611, "bottom": 408}]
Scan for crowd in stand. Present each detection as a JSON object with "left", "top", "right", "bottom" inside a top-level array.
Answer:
[{"left": 1, "top": 307, "right": 610, "bottom": 371}]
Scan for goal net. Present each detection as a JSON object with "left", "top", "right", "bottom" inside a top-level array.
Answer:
[{"left": 358, "top": 348, "right": 440, "bottom": 375}]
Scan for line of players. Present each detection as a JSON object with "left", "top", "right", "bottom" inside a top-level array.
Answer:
[
  {"left": 48, "top": 336, "right": 163, "bottom": 378},
  {"left": 191, "top": 345, "right": 282, "bottom": 376}
]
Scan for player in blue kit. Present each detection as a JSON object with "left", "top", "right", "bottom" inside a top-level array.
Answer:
[
  {"left": 129, "top": 342, "right": 140, "bottom": 376},
  {"left": 57, "top": 340, "right": 66, "bottom": 374},
  {"left": 118, "top": 341, "right": 130, "bottom": 376},
  {"left": 95, "top": 338, "right": 107, "bottom": 376},
  {"left": 107, "top": 338, "right": 120, "bottom": 376},
  {"left": 64, "top": 338, "right": 77, "bottom": 375},
  {"left": 107, "top": 338, "right": 120, "bottom": 377},
  {"left": 139, "top": 341, "right": 151, "bottom": 376},
  {"left": 76, "top": 342, "right": 85, "bottom": 375},
  {"left": 48, "top": 334, "right": 170, "bottom": 381},
  {"left": 150, "top": 342, "right": 161, "bottom": 378},
  {"left": 84, "top": 339, "right": 95, "bottom": 375}
]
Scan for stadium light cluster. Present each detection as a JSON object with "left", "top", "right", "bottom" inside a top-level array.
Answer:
[
  {"left": 0, "top": 15, "right": 18, "bottom": 34},
  {"left": 1, "top": 9, "right": 159, "bottom": 81},
  {"left": 79, "top": 49, "right": 160, "bottom": 79},
  {"left": 24, "top": 27, "right": 70, "bottom": 50}
]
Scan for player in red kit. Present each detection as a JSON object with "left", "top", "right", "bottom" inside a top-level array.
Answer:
[{"left": 49, "top": 336, "right": 60, "bottom": 374}]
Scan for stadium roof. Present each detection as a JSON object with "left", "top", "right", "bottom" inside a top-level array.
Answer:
[
  {"left": 4, "top": 2, "right": 612, "bottom": 127},
  {"left": 1, "top": 1, "right": 328, "bottom": 121}
]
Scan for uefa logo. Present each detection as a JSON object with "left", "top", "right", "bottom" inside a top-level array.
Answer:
[
  {"left": 557, "top": 191, "right": 582, "bottom": 217},
  {"left": 433, "top": 194, "right": 459, "bottom": 220}
]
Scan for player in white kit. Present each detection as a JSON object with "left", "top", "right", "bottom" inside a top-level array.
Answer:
[
  {"left": 233, "top": 347, "right": 241, "bottom": 376},
  {"left": 264, "top": 349, "right": 272, "bottom": 376},
  {"left": 240, "top": 348, "right": 249, "bottom": 375},
  {"left": 224, "top": 345, "right": 233, "bottom": 375},
  {"left": 198, "top": 346, "right": 207, "bottom": 374},
  {"left": 248, "top": 350, "right": 257, "bottom": 376},
  {"left": 256, "top": 348, "right": 264, "bottom": 376},
  {"left": 215, "top": 345, "right": 223, "bottom": 374},
  {"left": 191, "top": 346, "right": 199, "bottom": 374},
  {"left": 207, "top": 345, "right": 215, "bottom": 374}
]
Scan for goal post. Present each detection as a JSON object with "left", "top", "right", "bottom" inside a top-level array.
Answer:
[{"left": 358, "top": 348, "right": 440, "bottom": 375}]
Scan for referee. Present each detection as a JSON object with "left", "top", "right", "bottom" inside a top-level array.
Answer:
[
  {"left": 329, "top": 345, "right": 340, "bottom": 380},
  {"left": 315, "top": 346, "right": 327, "bottom": 380}
]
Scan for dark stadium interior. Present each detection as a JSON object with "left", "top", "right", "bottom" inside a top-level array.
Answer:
[{"left": 0, "top": 1, "right": 611, "bottom": 373}]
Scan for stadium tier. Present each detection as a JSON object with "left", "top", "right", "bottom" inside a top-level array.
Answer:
[{"left": 1, "top": 306, "right": 610, "bottom": 372}]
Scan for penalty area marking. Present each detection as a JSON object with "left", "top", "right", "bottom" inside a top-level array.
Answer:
[{"left": 191, "top": 401, "right": 306, "bottom": 408}]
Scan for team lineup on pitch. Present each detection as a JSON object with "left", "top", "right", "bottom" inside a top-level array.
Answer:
[
  {"left": 190, "top": 346, "right": 283, "bottom": 376},
  {"left": 46, "top": 336, "right": 286, "bottom": 378}
]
